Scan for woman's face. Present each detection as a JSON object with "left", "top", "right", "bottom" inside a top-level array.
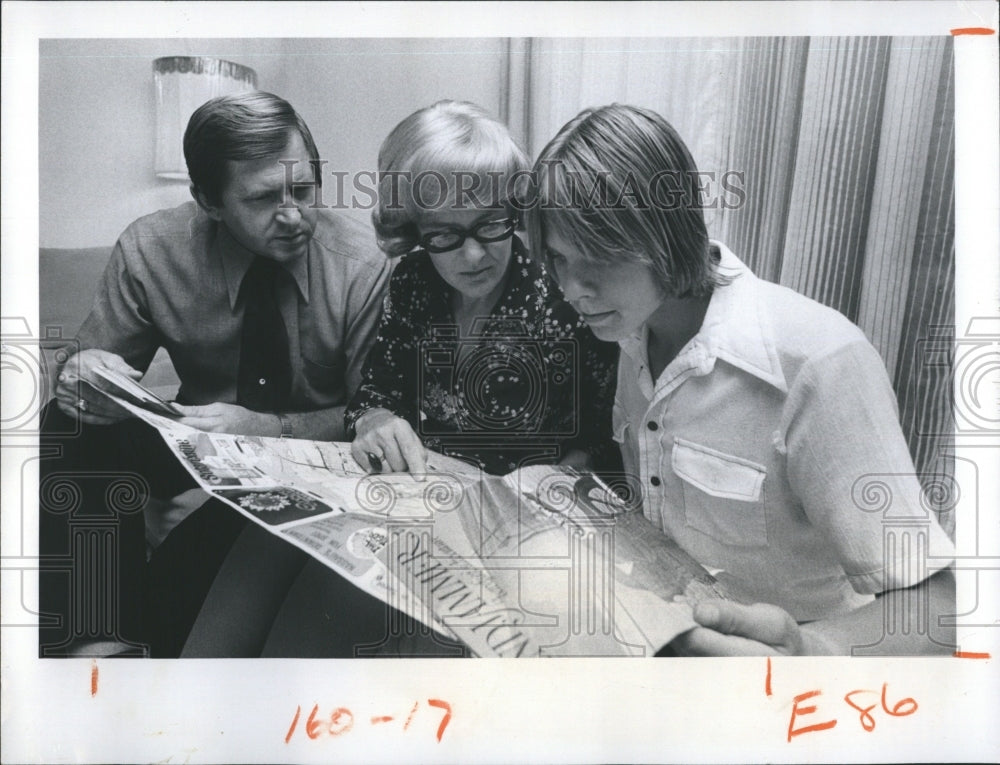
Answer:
[
  {"left": 544, "top": 228, "right": 666, "bottom": 342},
  {"left": 418, "top": 206, "right": 514, "bottom": 302}
]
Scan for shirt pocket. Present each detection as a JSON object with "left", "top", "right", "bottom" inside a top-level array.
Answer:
[
  {"left": 301, "top": 354, "right": 343, "bottom": 395},
  {"left": 671, "top": 437, "right": 768, "bottom": 547}
]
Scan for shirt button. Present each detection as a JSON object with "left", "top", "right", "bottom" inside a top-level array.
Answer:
[
  {"left": 650, "top": 476, "right": 661, "bottom": 487},
  {"left": 647, "top": 421, "right": 658, "bottom": 431},
  {"left": 259, "top": 377, "right": 267, "bottom": 385}
]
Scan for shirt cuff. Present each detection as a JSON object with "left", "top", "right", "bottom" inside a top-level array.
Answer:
[{"left": 845, "top": 520, "right": 956, "bottom": 595}]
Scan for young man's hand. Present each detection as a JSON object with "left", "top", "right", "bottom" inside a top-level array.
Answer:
[
  {"left": 668, "top": 601, "right": 812, "bottom": 656},
  {"left": 55, "top": 348, "right": 139, "bottom": 425}
]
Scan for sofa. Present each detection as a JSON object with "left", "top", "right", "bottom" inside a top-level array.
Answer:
[
  {"left": 39, "top": 246, "right": 203, "bottom": 549},
  {"left": 39, "top": 246, "right": 180, "bottom": 399}
]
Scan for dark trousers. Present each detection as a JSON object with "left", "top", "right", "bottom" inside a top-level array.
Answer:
[{"left": 37, "top": 400, "right": 245, "bottom": 657}]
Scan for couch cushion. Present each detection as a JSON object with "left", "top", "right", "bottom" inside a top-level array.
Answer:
[
  {"left": 39, "top": 247, "right": 179, "bottom": 398},
  {"left": 39, "top": 247, "right": 113, "bottom": 339}
]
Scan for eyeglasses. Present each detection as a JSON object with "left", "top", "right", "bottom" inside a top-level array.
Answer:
[{"left": 419, "top": 215, "right": 518, "bottom": 254}]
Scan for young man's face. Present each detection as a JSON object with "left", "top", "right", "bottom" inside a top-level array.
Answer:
[
  {"left": 544, "top": 228, "right": 664, "bottom": 342},
  {"left": 203, "top": 131, "right": 319, "bottom": 263}
]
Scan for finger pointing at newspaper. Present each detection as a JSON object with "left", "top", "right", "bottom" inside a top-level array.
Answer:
[
  {"left": 351, "top": 408, "right": 427, "bottom": 479},
  {"left": 55, "top": 348, "right": 141, "bottom": 424}
]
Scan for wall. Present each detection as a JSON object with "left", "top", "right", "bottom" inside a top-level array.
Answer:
[{"left": 39, "top": 38, "right": 508, "bottom": 247}]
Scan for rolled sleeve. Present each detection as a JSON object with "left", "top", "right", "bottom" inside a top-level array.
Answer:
[{"left": 783, "top": 341, "right": 955, "bottom": 595}]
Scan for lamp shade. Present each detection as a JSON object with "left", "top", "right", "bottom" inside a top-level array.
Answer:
[{"left": 153, "top": 56, "right": 258, "bottom": 180}]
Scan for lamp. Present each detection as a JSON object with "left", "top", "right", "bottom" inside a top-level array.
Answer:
[{"left": 153, "top": 56, "right": 258, "bottom": 180}]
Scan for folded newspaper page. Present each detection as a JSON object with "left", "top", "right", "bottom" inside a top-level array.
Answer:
[
  {"left": 110, "top": 393, "right": 744, "bottom": 657},
  {"left": 90, "top": 366, "right": 183, "bottom": 417}
]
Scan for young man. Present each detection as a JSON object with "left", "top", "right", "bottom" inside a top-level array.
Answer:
[
  {"left": 527, "top": 104, "right": 955, "bottom": 656},
  {"left": 40, "top": 92, "right": 390, "bottom": 656}
]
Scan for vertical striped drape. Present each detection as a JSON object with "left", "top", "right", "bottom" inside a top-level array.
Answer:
[{"left": 516, "top": 36, "right": 955, "bottom": 489}]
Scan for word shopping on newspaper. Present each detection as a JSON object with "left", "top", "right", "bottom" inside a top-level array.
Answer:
[{"left": 111, "top": 392, "right": 744, "bottom": 657}]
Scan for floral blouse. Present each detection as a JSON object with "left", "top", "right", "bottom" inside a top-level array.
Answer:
[{"left": 345, "top": 238, "right": 619, "bottom": 475}]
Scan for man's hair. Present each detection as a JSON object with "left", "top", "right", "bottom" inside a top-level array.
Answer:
[
  {"left": 526, "top": 103, "right": 727, "bottom": 298},
  {"left": 372, "top": 100, "right": 530, "bottom": 257},
  {"left": 184, "top": 91, "right": 320, "bottom": 206}
]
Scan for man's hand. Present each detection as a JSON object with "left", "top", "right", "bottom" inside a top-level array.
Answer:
[
  {"left": 175, "top": 403, "right": 280, "bottom": 437},
  {"left": 55, "top": 349, "right": 139, "bottom": 425},
  {"left": 351, "top": 408, "right": 427, "bottom": 478},
  {"left": 668, "top": 601, "right": 808, "bottom": 656}
]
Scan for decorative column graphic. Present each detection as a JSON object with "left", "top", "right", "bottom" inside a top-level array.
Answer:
[
  {"left": 850, "top": 473, "right": 958, "bottom": 656},
  {"left": 39, "top": 472, "right": 149, "bottom": 656}
]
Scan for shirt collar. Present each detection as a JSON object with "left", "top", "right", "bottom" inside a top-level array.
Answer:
[
  {"left": 620, "top": 241, "right": 787, "bottom": 394},
  {"left": 215, "top": 222, "right": 310, "bottom": 310}
]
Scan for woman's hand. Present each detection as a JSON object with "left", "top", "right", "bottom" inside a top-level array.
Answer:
[
  {"left": 668, "top": 601, "right": 811, "bottom": 656},
  {"left": 557, "top": 449, "right": 592, "bottom": 471},
  {"left": 351, "top": 408, "right": 427, "bottom": 477}
]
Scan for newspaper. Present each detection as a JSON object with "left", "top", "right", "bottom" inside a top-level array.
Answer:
[{"left": 110, "top": 393, "right": 743, "bottom": 657}]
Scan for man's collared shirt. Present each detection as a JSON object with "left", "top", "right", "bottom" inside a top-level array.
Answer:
[
  {"left": 77, "top": 201, "right": 391, "bottom": 411},
  {"left": 614, "top": 243, "right": 955, "bottom": 621}
]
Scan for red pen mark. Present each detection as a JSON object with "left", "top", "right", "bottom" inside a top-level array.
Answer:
[
  {"left": 787, "top": 690, "right": 838, "bottom": 742},
  {"left": 844, "top": 689, "right": 878, "bottom": 732},
  {"left": 90, "top": 660, "right": 98, "bottom": 697},
  {"left": 427, "top": 698, "right": 452, "bottom": 742},
  {"left": 305, "top": 703, "right": 324, "bottom": 739},
  {"left": 403, "top": 701, "right": 419, "bottom": 731},
  {"left": 765, "top": 657, "right": 772, "bottom": 697},
  {"left": 287, "top": 699, "right": 451, "bottom": 743},
  {"left": 954, "top": 650, "right": 991, "bottom": 659},
  {"left": 327, "top": 707, "right": 354, "bottom": 737},
  {"left": 880, "top": 683, "right": 917, "bottom": 718},
  {"left": 950, "top": 27, "right": 996, "bottom": 35},
  {"left": 285, "top": 705, "right": 302, "bottom": 743}
]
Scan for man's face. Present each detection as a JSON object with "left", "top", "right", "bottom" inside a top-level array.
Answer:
[
  {"left": 203, "top": 131, "right": 319, "bottom": 263},
  {"left": 544, "top": 228, "right": 665, "bottom": 343}
]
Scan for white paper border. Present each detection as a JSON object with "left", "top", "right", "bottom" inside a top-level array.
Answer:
[{"left": 3, "top": 2, "right": 998, "bottom": 763}]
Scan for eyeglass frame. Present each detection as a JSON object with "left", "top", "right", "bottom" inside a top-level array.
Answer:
[{"left": 417, "top": 212, "right": 520, "bottom": 254}]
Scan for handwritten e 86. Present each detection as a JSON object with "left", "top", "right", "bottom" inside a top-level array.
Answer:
[{"left": 766, "top": 659, "right": 918, "bottom": 743}]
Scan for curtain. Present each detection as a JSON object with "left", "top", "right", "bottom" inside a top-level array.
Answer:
[{"left": 511, "top": 36, "right": 955, "bottom": 497}]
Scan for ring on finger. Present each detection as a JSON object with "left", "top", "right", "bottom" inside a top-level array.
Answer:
[
  {"left": 77, "top": 398, "right": 88, "bottom": 411},
  {"left": 365, "top": 450, "right": 384, "bottom": 473}
]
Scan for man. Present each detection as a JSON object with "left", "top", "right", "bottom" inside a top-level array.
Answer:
[{"left": 40, "top": 92, "right": 390, "bottom": 656}]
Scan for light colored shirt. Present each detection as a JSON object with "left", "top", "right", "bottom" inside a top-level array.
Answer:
[
  {"left": 614, "top": 243, "right": 955, "bottom": 621},
  {"left": 76, "top": 202, "right": 391, "bottom": 411}
]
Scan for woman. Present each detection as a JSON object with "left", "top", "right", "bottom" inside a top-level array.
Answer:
[
  {"left": 346, "top": 100, "right": 619, "bottom": 477},
  {"left": 182, "top": 101, "right": 619, "bottom": 657}
]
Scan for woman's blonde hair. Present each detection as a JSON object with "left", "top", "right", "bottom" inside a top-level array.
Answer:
[{"left": 373, "top": 100, "right": 530, "bottom": 257}]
